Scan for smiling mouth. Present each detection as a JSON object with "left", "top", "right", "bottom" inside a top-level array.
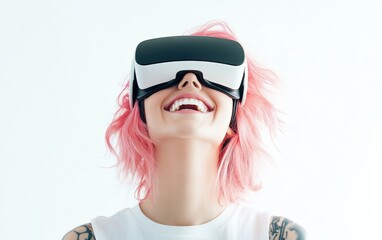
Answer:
[{"left": 165, "top": 98, "right": 213, "bottom": 113}]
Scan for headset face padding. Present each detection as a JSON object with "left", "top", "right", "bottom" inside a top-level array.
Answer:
[{"left": 130, "top": 36, "right": 248, "bottom": 109}]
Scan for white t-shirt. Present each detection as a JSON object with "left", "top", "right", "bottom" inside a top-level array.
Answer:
[{"left": 91, "top": 203, "right": 270, "bottom": 240}]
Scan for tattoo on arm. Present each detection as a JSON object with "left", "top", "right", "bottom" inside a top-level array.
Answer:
[
  {"left": 269, "top": 216, "right": 306, "bottom": 240},
  {"left": 62, "top": 223, "right": 96, "bottom": 240}
]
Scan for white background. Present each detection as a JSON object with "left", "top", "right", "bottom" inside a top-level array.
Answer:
[{"left": 1, "top": 1, "right": 381, "bottom": 239}]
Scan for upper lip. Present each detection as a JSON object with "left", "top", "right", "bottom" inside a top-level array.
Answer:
[{"left": 164, "top": 92, "right": 214, "bottom": 111}]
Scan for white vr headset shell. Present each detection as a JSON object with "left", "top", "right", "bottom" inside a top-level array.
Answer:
[{"left": 129, "top": 36, "right": 248, "bottom": 110}]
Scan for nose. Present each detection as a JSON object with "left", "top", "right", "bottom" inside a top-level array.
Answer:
[{"left": 177, "top": 73, "right": 202, "bottom": 90}]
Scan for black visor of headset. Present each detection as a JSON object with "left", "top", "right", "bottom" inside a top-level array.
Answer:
[{"left": 129, "top": 36, "right": 248, "bottom": 109}]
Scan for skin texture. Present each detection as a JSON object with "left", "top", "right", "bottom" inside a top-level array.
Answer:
[{"left": 62, "top": 217, "right": 306, "bottom": 240}]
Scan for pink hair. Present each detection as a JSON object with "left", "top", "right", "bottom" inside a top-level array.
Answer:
[{"left": 105, "top": 20, "right": 280, "bottom": 203}]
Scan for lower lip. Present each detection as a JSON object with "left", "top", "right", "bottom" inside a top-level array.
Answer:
[{"left": 167, "top": 109, "right": 208, "bottom": 114}]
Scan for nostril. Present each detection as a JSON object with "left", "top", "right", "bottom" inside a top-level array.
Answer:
[
  {"left": 181, "top": 82, "right": 188, "bottom": 88},
  {"left": 193, "top": 82, "right": 199, "bottom": 88}
]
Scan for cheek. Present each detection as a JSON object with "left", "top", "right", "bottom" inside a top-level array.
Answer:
[
  {"left": 143, "top": 93, "right": 166, "bottom": 139},
  {"left": 143, "top": 89, "right": 170, "bottom": 120},
  {"left": 216, "top": 97, "right": 233, "bottom": 124},
  {"left": 144, "top": 103, "right": 159, "bottom": 128},
  {"left": 212, "top": 98, "right": 233, "bottom": 138}
]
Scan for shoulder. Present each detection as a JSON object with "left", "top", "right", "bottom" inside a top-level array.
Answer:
[
  {"left": 269, "top": 216, "right": 306, "bottom": 240},
  {"left": 62, "top": 223, "right": 96, "bottom": 240}
]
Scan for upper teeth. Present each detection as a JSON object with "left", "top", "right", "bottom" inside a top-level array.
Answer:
[{"left": 169, "top": 98, "right": 208, "bottom": 113}]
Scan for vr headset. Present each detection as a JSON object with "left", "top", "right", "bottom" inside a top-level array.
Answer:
[{"left": 130, "top": 36, "right": 248, "bottom": 128}]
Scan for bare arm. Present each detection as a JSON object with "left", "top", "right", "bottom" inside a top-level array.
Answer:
[
  {"left": 269, "top": 216, "right": 306, "bottom": 240},
  {"left": 62, "top": 223, "right": 96, "bottom": 240}
]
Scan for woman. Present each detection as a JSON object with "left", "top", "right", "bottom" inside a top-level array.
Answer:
[{"left": 62, "top": 21, "right": 306, "bottom": 240}]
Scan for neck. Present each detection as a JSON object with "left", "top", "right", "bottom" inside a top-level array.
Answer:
[{"left": 139, "top": 139, "right": 227, "bottom": 226}]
